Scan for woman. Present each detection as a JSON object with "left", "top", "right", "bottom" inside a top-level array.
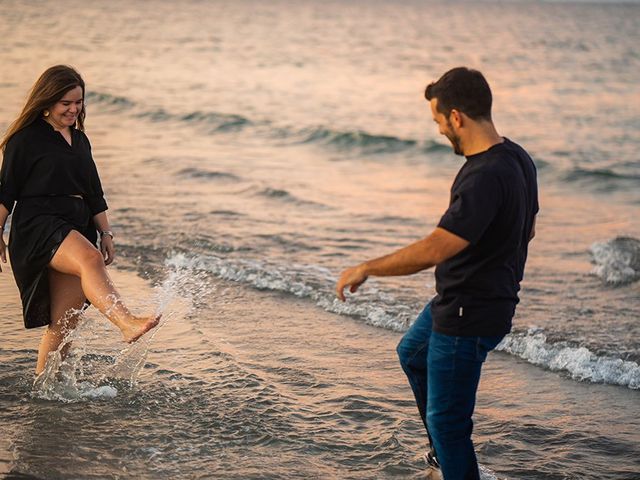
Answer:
[{"left": 0, "top": 65, "right": 159, "bottom": 375}]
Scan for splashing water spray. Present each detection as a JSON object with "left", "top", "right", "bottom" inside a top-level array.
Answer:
[{"left": 32, "top": 256, "right": 213, "bottom": 402}]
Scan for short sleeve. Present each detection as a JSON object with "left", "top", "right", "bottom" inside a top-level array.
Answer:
[
  {"left": 0, "top": 136, "right": 26, "bottom": 213},
  {"left": 438, "top": 171, "right": 503, "bottom": 245}
]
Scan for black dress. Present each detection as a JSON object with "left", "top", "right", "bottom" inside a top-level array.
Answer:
[{"left": 0, "top": 118, "right": 108, "bottom": 328}]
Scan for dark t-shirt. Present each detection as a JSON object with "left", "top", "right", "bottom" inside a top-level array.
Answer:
[{"left": 431, "top": 138, "right": 539, "bottom": 337}]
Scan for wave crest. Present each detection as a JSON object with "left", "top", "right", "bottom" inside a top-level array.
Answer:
[
  {"left": 177, "top": 168, "right": 240, "bottom": 181},
  {"left": 498, "top": 328, "right": 640, "bottom": 389},
  {"left": 299, "top": 127, "right": 417, "bottom": 154},
  {"left": 590, "top": 236, "right": 640, "bottom": 285}
]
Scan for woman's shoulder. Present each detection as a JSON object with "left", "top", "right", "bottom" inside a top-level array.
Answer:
[
  {"left": 4, "top": 124, "right": 37, "bottom": 154},
  {"left": 7, "top": 118, "right": 48, "bottom": 145}
]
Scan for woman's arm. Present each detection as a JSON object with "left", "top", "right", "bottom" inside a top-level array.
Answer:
[{"left": 0, "top": 203, "right": 9, "bottom": 272}]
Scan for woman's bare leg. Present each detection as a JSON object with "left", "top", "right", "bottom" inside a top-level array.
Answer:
[
  {"left": 48, "top": 231, "right": 159, "bottom": 343},
  {"left": 35, "top": 270, "right": 86, "bottom": 375}
]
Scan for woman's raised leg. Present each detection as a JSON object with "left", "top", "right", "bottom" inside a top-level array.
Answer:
[
  {"left": 48, "top": 230, "right": 159, "bottom": 343},
  {"left": 35, "top": 269, "right": 86, "bottom": 375}
]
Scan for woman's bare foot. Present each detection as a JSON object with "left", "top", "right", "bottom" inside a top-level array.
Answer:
[{"left": 122, "top": 315, "right": 161, "bottom": 343}]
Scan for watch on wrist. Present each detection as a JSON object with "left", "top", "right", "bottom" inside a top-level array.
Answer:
[{"left": 99, "top": 230, "right": 114, "bottom": 239}]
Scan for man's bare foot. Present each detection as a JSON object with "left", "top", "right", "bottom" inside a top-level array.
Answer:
[{"left": 122, "top": 314, "right": 161, "bottom": 343}]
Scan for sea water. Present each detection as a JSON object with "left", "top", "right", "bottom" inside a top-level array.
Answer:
[{"left": 0, "top": 1, "right": 639, "bottom": 479}]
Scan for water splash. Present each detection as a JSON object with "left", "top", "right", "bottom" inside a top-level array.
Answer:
[
  {"left": 32, "top": 314, "right": 125, "bottom": 403},
  {"left": 31, "top": 260, "right": 212, "bottom": 403}
]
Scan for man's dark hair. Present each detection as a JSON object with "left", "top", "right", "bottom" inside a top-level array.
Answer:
[{"left": 425, "top": 67, "right": 492, "bottom": 121}]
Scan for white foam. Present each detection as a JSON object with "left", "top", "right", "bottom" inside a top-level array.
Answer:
[
  {"left": 165, "top": 252, "right": 415, "bottom": 332},
  {"left": 479, "top": 464, "right": 501, "bottom": 480},
  {"left": 426, "top": 464, "right": 500, "bottom": 479},
  {"left": 589, "top": 236, "right": 640, "bottom": 285},
  {"left": 497, "top": 328, "right": 640, "bottom": 389},
  {"left": 79, "top": 384, "right": 119, "bottom": 399}
]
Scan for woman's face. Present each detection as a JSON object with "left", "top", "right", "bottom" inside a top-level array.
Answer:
[{"left": 47, "top": 86, "right": 83, "bottom": 130}]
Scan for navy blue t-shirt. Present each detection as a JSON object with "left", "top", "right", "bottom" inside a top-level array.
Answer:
[{"left": 431, "top": 138, "right": 539, "bottom": 337}]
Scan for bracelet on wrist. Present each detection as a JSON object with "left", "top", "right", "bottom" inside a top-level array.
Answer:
[{"left": 99, "top": 230, "right": 114, "bottom": 239}]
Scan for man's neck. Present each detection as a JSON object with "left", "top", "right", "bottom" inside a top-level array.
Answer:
[{"left": 461, "top": 121, "right": 503, "bottom": 157}]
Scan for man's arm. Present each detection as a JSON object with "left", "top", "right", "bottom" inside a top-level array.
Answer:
[{"left": 335, "top": 227, "right": 469, "bottom": 301}]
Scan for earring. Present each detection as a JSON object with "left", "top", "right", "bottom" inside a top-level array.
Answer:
[{"left": 43, "top": 110, "right": 50, "bottom": 117}]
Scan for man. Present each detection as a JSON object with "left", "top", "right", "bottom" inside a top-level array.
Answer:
[{"left": 335, "top": 67, "right": 538, "bottom": 480}]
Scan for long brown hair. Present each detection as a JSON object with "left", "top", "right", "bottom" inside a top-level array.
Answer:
[{"left": 1, "top": 65, "right": 86, "bottom": 151}]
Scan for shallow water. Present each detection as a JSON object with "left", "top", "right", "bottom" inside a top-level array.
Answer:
[
  {"left": 2, "top": 264, "right": 639, "bottom": 479},
  {"left": 1, "top": 0, "right": 639, "bottom": 478}
]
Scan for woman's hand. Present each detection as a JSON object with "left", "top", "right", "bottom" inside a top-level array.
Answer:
[
  {"left": 100, "top": 234, "right": 115, "bottom": 266},
  {"left": 0, "top": 233, "right": 6, "bottom": 272}
]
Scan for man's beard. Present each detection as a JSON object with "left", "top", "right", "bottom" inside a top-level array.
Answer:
[
  {"left": 445, "top": 120, "right": 464, "bottom": 156},
  {"left": 446, "top": 131, "right": 463, "bottom": 156}
]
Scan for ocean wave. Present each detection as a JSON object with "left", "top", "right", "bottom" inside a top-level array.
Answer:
[
  {"left": 179, "top": 110, "right": 250, "bottom": 131},
  {"left": 253, "top": 187, "right": 329, "bottom": 209},
  {"left": 562, "top": 167, "right": 640, "bottom": 193},
  {"left": 87, "top": 90, "right": 251, "bottom": 132},
  {"left": 177, "top": 167, "right": 240, "bottom": 181},
  {"left": 160, "top": 252, "right": 640, "bottom": 391},
  {"left": 133, "top": 107, "right": 251, "bottom": 131},
  {"left": 497, "top": 327, "right": 640, "bottom": 390},
  {"left": 163, "top": 252, "right": 416, "bottom": 333},
  {"left": 565, "top": 167, "right": 638, "bottom": 181},
  {"left": 87, "top": 90, "right": 449, "bottom": 159},
  {"left": 294, "top": 126, "right": 451, "bottom": 157},
  {"left": 589, "top": 236, "right": 640, "bottom": 285},
  {"left": 364, "top": 214, "right": 423, "bottom": 227},
  {"left": 209, "top": 209, "right": 245, "bottom": 217},
  {"left": 86, "top": 91, "right": 135, "bottom": 109},
  {"left": 297, "top": 127, "right": 418, "bottom": 154}
]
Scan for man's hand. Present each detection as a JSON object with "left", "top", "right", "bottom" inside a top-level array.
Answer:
[
  {"left": 336, "top": 264, "right": 368, "bottom": 301},
  {"left": 100, "top": 235, "right": 115, "bottom": 266}
]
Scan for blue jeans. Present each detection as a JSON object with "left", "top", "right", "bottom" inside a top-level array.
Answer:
[{"left": 396, "top": 301, "right": 504, "bottom": 480}]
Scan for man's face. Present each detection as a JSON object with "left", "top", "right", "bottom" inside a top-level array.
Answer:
[{"left": 429, "top": 98, "right": 463, "bottom": 156}]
